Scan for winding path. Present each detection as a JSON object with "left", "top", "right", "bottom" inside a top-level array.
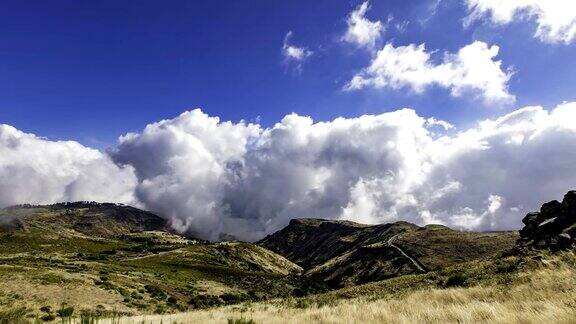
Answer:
[
  {"left": 125, "top": 248, "right": 184, "bottom": 261},
  {"left": 387, "top": 234, "right": 427, "bottom": 273}
]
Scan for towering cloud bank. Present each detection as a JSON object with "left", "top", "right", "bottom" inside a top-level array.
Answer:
[
  {"left": 0, "top": 124, "right": 137, "bottom": 207},
  {"left": 2, "top": 103, "right": 576, "bottom": 241},
  {"left": 110, "top": 110, "right": 261, "bottom": 239},
  {"left": 111, "top": 102, "right": 576, "bottom": 240}
]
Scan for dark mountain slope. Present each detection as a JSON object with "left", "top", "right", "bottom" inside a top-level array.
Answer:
[
  {"left": 259, "top": 218, "right": 517, "bottom": 287},
  {"left": 257, "top": 218, "right": 385, "bottom": 269}
]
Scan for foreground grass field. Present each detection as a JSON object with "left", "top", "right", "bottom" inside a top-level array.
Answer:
[{"left": 83, "top": 251, "right": 576, "bottom": 324}]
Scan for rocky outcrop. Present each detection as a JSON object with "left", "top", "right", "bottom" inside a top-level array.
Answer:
[{"left": 518, "top": 191, "right": 576, "bottom": 250}]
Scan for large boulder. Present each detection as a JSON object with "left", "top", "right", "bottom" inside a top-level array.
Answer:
[
  {"left": 517, "top": 190, "right": 576, "bottom": 250},
  {"left": 521, "top": 212, "right": 540, "bottom": 225},
  {"left": 563, "top": 191, "right": 576, "bottom": 209},
  {"left": 540, "top": 200, "right": 562, "bottom": 217}
]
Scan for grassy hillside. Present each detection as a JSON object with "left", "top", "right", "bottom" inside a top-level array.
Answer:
[
  {"left": 0, "top": 203, "right": 308, "bottom": 321},
  {"left": 110, "top": 250, "right": 576, "bottom": 324},
  {"left": 259, "top": 218, "right": 518, "bottom": 287},
  {"left": 0, "top": 200, "right": 570, "bottom": 323},
  {"left": 0, "top": 202, "right": 168, "bottom": 238}
]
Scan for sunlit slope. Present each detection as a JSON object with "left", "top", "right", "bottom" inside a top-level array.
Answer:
[{"left": 0, "top": 203, "right": 304, "bottom": 318}]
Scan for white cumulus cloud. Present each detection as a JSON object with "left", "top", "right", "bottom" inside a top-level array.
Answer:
[
  {"left": 110, "top": 109, "right": 261, "bottom": 239},
  {"left": 342, "top": 1, "right": 385, "bottom": 50},
  {"left": 108, "top": 102, "right": 576, "bottom": 241},
  {"left": 0, "top": 125, "right": 137, "bottom": 208},
  {"left": 345, "top": 41, "right": 515, "bottom": 105},
  {"left": 465, "top": 0, "right": 576, "bottom": 44},
  {"left": 3, "top": 103, "right": 576, "bottom": 242}
]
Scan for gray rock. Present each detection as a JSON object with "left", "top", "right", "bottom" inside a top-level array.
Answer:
[
  {"left": 516, "top": 190, "right": 576, "bottom": 251},
  {"left": 562, "top": 191, "right": 576, "bottom": 209},
  {"left": 538, "top": 217, "right": 557, "bottom": 227},
  {"left": 522, "top": 212, "right": 540, "bottom": 225}
]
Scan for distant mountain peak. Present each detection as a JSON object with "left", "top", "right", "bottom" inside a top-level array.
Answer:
[
  {"left": 288, "top": 218, "right": 369, "bottom": 228},
  {"left": 260, "top": 218, "right": 516, "bottom": 287},
  {"left": 0, "top": 202, "right": 168, "bottom": 238}
]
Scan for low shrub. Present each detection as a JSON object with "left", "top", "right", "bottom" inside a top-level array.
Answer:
[
  {"left": 188, "top": 294, "right": 223, "bottom": 309},
  {"left": 40, "top": 313, "right": 56, "bottom": 322},
  {"left": 443, "top": 273, "right": 467, "bottom": 287},
  {"left": 36, "top": 273, "right": 71, "bottom": 285},
  {"left": 220, "top": 293, "right": 249, "bottom": 305},
  {"left": 227, "top": 317, "right": 256, "bottom": 324},
  {"left": 57, "top": 304, "right": 74, "bottom": 318},
  {"left": 494, "top": 257, "right": 519, "bottom": 273},
  {"left": 144, "top": 284, "right": 167, "bottom": 300}
]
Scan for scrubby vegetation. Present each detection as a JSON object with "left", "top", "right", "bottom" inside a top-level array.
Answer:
[
  {"left": 114, "top": 251, "right": 576, "bottom": 324},
  {"left": 0, "top": 205, "right": 306, "bottom": 321}
]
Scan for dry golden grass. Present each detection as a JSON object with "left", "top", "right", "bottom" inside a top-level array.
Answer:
[
  {"left": 97, "top": 252, "right": 576, "bottom": 324},
  {"left": 0, "top": 266, "right": 130, "bottom": 315}
]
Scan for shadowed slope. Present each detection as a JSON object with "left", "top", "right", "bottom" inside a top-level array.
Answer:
[{"left": 259, "top": 218, "right": 517, "bottom": 287}]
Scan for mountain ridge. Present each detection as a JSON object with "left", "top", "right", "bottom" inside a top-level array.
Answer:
[
  {"left": 0, "top": 201, "right": 169, "bottom": 238},
  {"left": 0, "top": 203, "right": 309, "bottom": 316},
  {"left": 259, "top": 217, "right": 518, "bottom": 287}
]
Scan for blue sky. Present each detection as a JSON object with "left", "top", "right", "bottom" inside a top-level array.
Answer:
[
  {"left": 1, "top": 0, "right": 575, "bottom": 148},
  {"left": 2, "top": 1, "right": 576, "bottom": 239}
]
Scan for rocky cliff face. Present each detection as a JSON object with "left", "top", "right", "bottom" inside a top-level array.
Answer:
[{"left": 518, "top": 190, "right": 576, "bottom": 250}]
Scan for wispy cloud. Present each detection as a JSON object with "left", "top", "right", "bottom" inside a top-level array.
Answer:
[
  {"left": 418, "top": 0, "right": 443, "bottom": 26},
  {"left": 282, "top": 31, "right": 313, "bottom": 72},
  {"left": 342, "top": 1, "right": 385, "bottom": 50}
]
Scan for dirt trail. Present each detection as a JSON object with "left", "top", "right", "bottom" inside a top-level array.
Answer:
[
  {"left": 124, "top": 248, "right": 184, "bottom": 261},
  {"left": 387, "top": 234, "right": 427, "bottom": 273}
]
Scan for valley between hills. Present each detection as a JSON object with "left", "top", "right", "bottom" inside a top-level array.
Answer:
[{"left": 0, "top": 192, "right": 575, "bottom": 323}]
